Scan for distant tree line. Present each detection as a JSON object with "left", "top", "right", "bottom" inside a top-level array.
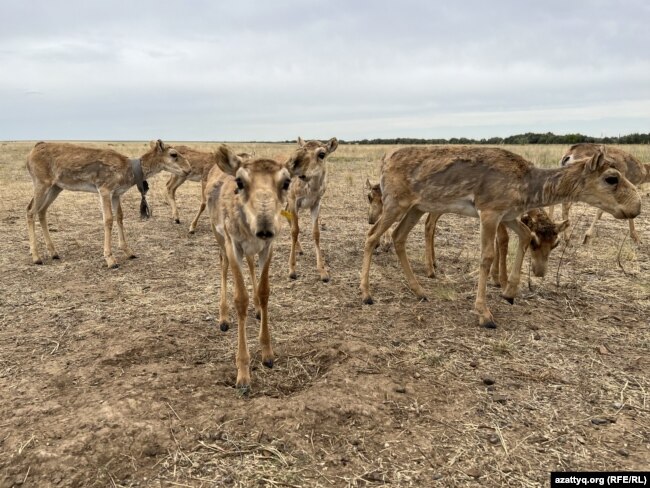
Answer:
[{"left": 329, "top": 132, "right": 650, "bottom": 145}]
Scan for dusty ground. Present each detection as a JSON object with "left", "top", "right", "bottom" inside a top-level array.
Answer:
[{"left": 0, "top": 141, "right": 648, "bottom": 487}]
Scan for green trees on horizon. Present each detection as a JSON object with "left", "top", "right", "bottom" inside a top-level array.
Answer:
[{"left": 333, "top": 132, "right": 650, "bottom": 145}]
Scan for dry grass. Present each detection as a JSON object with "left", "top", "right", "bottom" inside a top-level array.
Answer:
[{"left": 0, "top": 142, "right": 648, "bottom": 487}]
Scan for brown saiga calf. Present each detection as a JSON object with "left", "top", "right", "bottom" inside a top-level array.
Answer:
[
  {"left": 26, "top": 140, "right": 190, "bottom": 268},
  {"left": 554, "top": 143, "right": 650, "bottom": 244},
  {"left": 165, "top": 146, "right": 253, "bottom": 233},
  {"left": 286, "top": 137, "right": 338, "bottom": 282},
  {"left": 365, "top": 178, "right": 440, "bottom": 275},
  {"left": 206, "top": 145, "right": 308, "bottom": 392},
  {"left": 365, "top": 180, "right": 568, "bottom": 287},
  {"left": 360, "top": 146, "right": 640, "bottom": 329},
  {"left": 492, "top": 208, "right": 568, "bottom": 287},
  {"left": 424, "top": 208, "right": 568, "bottom": 287}
]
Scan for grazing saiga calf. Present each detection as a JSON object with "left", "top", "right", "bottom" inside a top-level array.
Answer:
[
  {"left": 286, "top": 137, "right": 338, "bottom": 282},
  {"left": 26, "top": 140, "right": 191, "bottom": 268},
  {"left": 165, "top": 146, "right": 253, "bottom": 233},
  {"left": 491, "top": 208, "right": 568, "bottom": 288},
  {"left": 554, "top": 144, "right": 650, "bottom": 244},
  {"left": 360, "top": 146, "right": 640, "bottom": 329},
  {"left": 365, "top": 179, "right": 568, "bottom": 287},
  {"left": 206, "top": 145, "right": 308, "bottom": 391}
]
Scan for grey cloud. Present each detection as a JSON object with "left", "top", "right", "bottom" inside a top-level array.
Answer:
[{"left": 0, "top": 0, "right": 648, "bottom": 140}]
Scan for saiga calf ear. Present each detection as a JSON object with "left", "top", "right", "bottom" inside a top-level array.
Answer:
[
  {"left": 297, "top": 137, "right": 305, "bottom": 148},
  {"left": 530, "top": 232, "right": 541, "bottom": 249},
  {"left": 365, "top": 178, "right": 372, "bottom": 190},
  {"left": 215, "top": 145, "right": 243, "bottom": 176},
  {"left": 555, "top": 220, "right": 570, "bottom": 234},
  {"left": 587, "top": 150, "right": 605, "bottom": 171},
  {"left": 150, "top": 139, "right": 166, "bottom": 153},
  {"left": 326, "top": 137, "right": 339, "bottom": 154}
]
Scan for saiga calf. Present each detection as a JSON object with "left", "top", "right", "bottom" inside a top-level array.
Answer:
[
  {"left": 206, "top": 145, "right": 308, "bottom": 392},
  {"left": 360, "top": 146, "right": 640, "bottom": 329},
  {"left": 165, "top": 146, "right": 253, "bottom": 233},
  {"left": 26, "top": 140, "right": 190, "bottom": 268},
  {"left": 286, "top": 137, "right": 338, "bottom": 282}
]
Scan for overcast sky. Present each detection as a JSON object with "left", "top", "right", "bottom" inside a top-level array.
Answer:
[{"left": 1, "top": 0, "right": 649, "bottom": 141}]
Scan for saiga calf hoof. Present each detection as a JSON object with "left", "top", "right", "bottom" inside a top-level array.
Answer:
[
  {"left": 289, "top": 272, "right": 298, "bottom": 280},
  {"left": 263, "top": 359, "right": 274, "bottom": 369},
  {"left": 236, "top": 384, "right": 250, "bottom": 396},
  {"left": 482, "top": 320, "right": 497, "bottom": 329},
  {"left": 219, "top": 321, "right": 230, "bottom": 332},
  {"left": 52, "top": 254, "right": 60, "bottom": 260}
]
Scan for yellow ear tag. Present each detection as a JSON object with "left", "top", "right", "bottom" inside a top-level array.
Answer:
[{"left": 281, "top": 210, "right": 294, "bottom": 222}]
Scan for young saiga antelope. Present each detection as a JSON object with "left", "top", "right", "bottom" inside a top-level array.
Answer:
[
  {"left": 492, "top": 208, "right": 568, "bottom": 288},
  {"left": 26, "top": 140, "right": 190, "bottom": 268},
  {"left": 165, "top": 146, "right": 253, "bottom": 233},
  {"left": 286, "top": 137, "right": 338, "bottom": 282},
  {"left": 206, "top": 145, "right": 308, "bottom": 392},
  {"left": 360, "top": 146, "right": 640, "bottom": 329},
  {"left": 365, "top": 178, "right": 440, "bottom": 274},
  {"left": 365, "top": 179, "right": 568, "bottom": 287},
  {"left": 555, "top": 144, "right": 649, "bottom": 244}
]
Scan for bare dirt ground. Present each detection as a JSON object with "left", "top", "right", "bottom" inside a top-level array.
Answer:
[{"left": 1, "top": 141, "right": 648, "bottom": 487}]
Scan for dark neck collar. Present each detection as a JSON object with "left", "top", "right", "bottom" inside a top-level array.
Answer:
[{"left": 129, "top": 158, "right": 148, "bottom": 195}]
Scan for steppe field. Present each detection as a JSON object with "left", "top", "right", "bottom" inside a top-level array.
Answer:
[{"left": 1, "top": 141, "right": 649, "bottom": 487}]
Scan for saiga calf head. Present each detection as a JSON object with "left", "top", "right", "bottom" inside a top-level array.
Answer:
[
  {"left": 216, "top": 146, "right": 295, "bottom": 240},
  {"left": 149, "top": 139, "right": 191, "bottom": 176}
]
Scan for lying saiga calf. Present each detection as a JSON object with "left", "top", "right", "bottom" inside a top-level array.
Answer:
[
  {"left": 286, "top": 137, "right": 338, "bottom": 282},
  {"left": 360, "top": 146, "right": 640, "bottom": 329},
  {"left": 165, "top": 145, "right": 253, "bottom": 233},
  {"left": 26, "top": 140, "right": 190, "bottom": 268},
  {"left": 206, "top": 145, "right": 308, "bottom": 392},
  {"left": 365, "top": 180, "right": 568, "bottom": 288},
  {"left": 554, "top": 143, "right": 650, "bottom": 244}
]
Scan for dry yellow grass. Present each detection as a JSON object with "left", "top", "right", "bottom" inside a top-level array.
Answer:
[{"left": 0, "top": 141, "right": 648, "bottom": 487}]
